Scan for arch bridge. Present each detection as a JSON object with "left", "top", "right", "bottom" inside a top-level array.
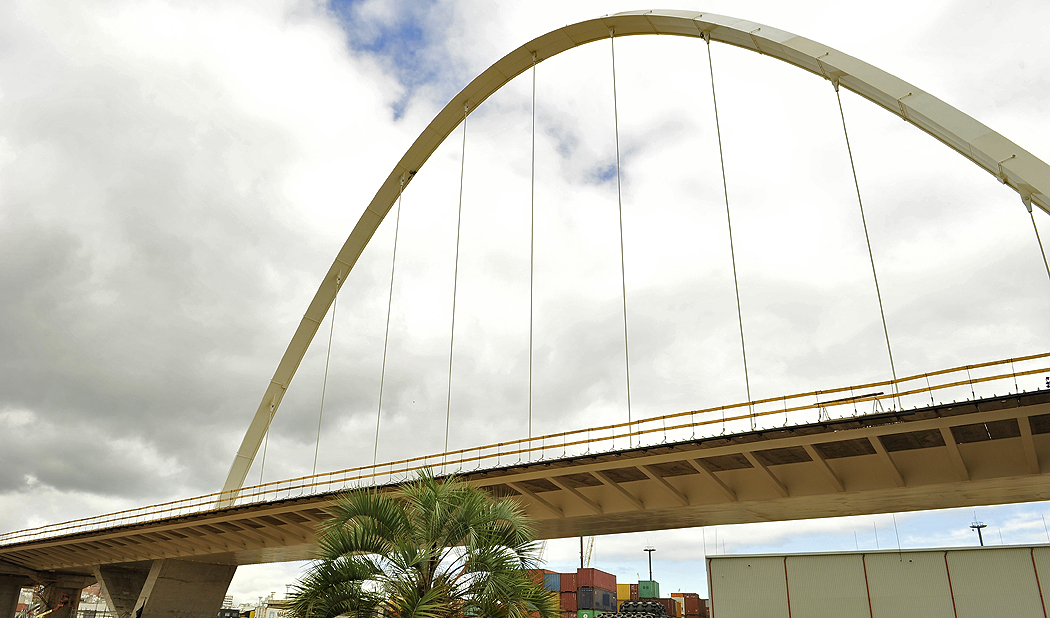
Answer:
[{"left": 1, "top": 10, "right": 1049, "bottom": 618}]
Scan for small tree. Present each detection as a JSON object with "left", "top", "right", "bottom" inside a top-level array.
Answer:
[{"left": 289, "top": 469, "right": 559, "bottom": 618}]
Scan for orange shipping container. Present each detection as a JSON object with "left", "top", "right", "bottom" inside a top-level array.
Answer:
[{"left": 560, "top": 592, "right": 577, "bottom": 612}]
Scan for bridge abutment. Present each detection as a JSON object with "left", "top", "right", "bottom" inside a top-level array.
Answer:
[
  {"left": 130, "top": 559, "right": 235, "bottom": 618},
  {"left": 0, "top": 575, "right": 32, "bottom": 618}
]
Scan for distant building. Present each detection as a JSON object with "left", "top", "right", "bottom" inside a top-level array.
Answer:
[{"left": 708, "top": 544, "right": 1050, "bottom": 617}]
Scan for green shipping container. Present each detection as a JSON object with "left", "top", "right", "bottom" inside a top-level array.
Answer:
[
  {"left": 577, "top": 610, "right": 602, "bottom": 618},
  {"left": 638, "top": 580, "right": 660, "bottom": 599}
]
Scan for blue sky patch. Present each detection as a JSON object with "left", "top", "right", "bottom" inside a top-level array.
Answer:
[{"left": 328, "top": 0, "right": 447, "bottom": 119}]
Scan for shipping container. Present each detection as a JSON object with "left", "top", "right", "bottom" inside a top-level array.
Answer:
[
  {"left": 670, "top": 596, "right": 684, "bottom": 617},
  {"left": 616, "top": 584, "right": 631, "bottom": 604},
  {"left": 578, "top": 587, "right": 617, "bottom": 612},
  {"left": 682, "top": 594, "right": 702, "bottom": 616},
  {"left": 629, "top": 584, "right": 639, "bottom": 601},
  {"left": 562, "top": 612, "right": 576, "bottom": 618},
  {"left": 638, "top": 581, "right": 659, "bottom": 599},
  {"left": 560, "top": 592, "right": 577, "bottom": 612},
  {"left": 560, "top": 572, "right": 578, "bottom": 592},
  {"left": 651, "top": 595, "right": 676, "bottom": 612},
  {"left": 544, "top": 573, "right": 561, "bottom": 593},
  {"left": 577, "top": 568, "right": 616, "bottom": 592},
  {"left": 577, "top": 610, "right": 602, "bottom": 618}
]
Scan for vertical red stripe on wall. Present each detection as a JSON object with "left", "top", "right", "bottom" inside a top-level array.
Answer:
[
  {"left": 944, "top": 551, "right": 959, "bottom": 618},
  {"left": 706, "top": 557, "right": 714, "bottom": 618},
  {"left": 1032, "top": 548, "right": 1048, "bottom": 618},
  {"left": 784, "top": 557, "right": 793, "bottom": 618},
  {"left": 861, "top": 554, "right": 874, "bottom": 618}
]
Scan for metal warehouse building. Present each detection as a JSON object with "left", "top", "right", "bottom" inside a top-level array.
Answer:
[{"left": 707, "top": 544, "right": 1050, "bottom": 617}]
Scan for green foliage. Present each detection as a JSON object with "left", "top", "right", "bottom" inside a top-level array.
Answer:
[{"left": 288, "top": 469, "right": 559, "bottom": 618}]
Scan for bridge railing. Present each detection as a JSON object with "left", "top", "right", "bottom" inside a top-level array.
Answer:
[{"left": 2, "top": 352, "right": 1048, "bottom": 546}]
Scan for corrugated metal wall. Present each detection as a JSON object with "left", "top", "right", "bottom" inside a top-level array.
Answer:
[
  {"left": 865, "top": 551, "right": 955, "bottom": 618},
  {"left": 785, "top": 554, "right": 870, "bottom": 618},
  {"left": 947, "top": 548, "right": 1044, "bottom": 618},
  {"left": 709, "top": 545, "right": 1050, "bottom": 618},
  {"left": 1031, "top": 547, "right": 1050, "bottom": 605},
  {"left": 708, "top": 555, "right": 788, "bottom": 618}
]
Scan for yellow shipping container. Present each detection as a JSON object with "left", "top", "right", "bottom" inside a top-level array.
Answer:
[{"left": 617, "top": 584, "right": 631, "bottom": 604}]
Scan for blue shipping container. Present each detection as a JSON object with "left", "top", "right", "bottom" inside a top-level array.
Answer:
[{"left": 544, "top": 573, "right": 560, "bottom": 593}]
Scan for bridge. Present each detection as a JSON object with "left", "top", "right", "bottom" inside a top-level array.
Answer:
[{"left": 2, "top": 9, "right": 1049, "bottom": 618}]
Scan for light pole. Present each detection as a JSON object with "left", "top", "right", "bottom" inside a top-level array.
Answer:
[
  {"left": 644, "top": 546, "right": 656, "bottom": 581},
  {"left": 971, "top": 519, "right": 988, "bottom": 546}
]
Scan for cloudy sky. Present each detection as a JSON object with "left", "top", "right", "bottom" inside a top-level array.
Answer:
[{"left": 2, "top": 0, "right": 1050, "bottom": 604}]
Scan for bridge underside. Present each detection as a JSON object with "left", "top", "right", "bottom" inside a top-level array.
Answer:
[{"left": 3, "top": 391, "right": 1049, "bottom": 575}]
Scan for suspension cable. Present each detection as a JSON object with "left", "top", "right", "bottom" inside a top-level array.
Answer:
[
  {"left": 529, "top": 52, "right": 537, "bottom": 441},
  {"left": 704, "top": 33, "right": 753, "bottom": 427},
  {"left": 445, "top": 104, "right": 469, "bottom": 466},
  {"left": 1026, "top": 200, "right": 1050, "bottom": 286},
  {"left": 312, "top": 283, "right": 338, "bottom": 476},
  {"left": 834, "top": 82, "right": 900, "bottom": 407},
  {"left": 374, "top": 177, "right": 405, "bottom": 468},
  {"left": 610, "top": 28, "right": 634, "bottom": 446}
]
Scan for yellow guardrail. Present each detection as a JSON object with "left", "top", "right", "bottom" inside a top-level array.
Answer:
[{"left": 1, "top": 352, "right": 1048, "bottom": 546}]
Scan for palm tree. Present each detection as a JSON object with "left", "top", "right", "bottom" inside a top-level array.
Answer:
[{"left": 288, "top": 469, "right": 559, "bottom": 618}]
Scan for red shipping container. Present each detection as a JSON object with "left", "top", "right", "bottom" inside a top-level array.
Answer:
[
  {"left": 576, "top": 568, "right": 616, "bottom": 592},
  {"left": 559, "top": 592, "right": 577, "bottom": 612},
  {"left": 683, "top": 594, "right": 702, "bottom": 615},
  {"left": 561, "top": 612, "right": 576, "bottom": 618},
  {"left": 630, "top": 584, "right": 639, "bottom": 601},
  {"left": 559, "top": 572, "right": 577, "bottom": 592},
  {"left": 653, "top": 598, "right": 678, "bottom": 617}
]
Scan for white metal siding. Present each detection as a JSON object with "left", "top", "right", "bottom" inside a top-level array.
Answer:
[
  {"left": 947, "top": 548, "right": 1044, "bottom": 618},
  {"left": 785, "top": 554, "right": 870, "bottom": 618},
  {"left": 709, "top": 556, "right": 788, "bottom": 618},
  {"left": 865, "top": 551, "right": 955, "bottom": 618}
]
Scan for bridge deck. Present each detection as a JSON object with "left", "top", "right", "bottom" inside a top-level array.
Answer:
[{"left": 2, "top": 390, "right": 1049, "bottom": 575}]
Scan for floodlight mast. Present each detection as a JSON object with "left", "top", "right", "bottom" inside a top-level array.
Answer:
[
  {"left": 971, "top": 518, "right": 988, "bottom": 546},
  {"left": 644, "top": 546, "right": 656, "bottom": 581}
]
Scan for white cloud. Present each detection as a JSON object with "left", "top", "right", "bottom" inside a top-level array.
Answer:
[{"left": 1, "top": 0, "right": 1049, "bottom": 602}]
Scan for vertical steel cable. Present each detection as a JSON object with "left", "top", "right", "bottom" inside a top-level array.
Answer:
[
  {"left": 374, "top": 177, "right": 405, "bottom": 468},
  {"left": 444, "top": 104, "right": 469, "bottom": 466},
  {"left": 704, "top": 34, "right": 753, "bottom": 426},
  {"left": 610, "top": 28, "right": 634, "bottom": 446},
  {"left": 1027, "top": 202, "right": 1050, "bottom": 286},
  {"left": 312, "top": 289, "right": 338, "bottom": 476},
  {"left": 529, "top": 52, "right": 537, "bottom": 441},
  {"left": 834, "top": 83, "right": 899, "bottom": 407}
]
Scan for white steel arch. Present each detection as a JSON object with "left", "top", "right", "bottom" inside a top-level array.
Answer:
[{"left": 221, "top": 9, "right": 1050, "bottom": 497}]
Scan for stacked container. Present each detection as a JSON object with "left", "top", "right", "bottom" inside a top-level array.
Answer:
[
  {"left": 576, "top": 568, "right": 617, "bottom": 613},
  {"left": 629, "top": 584, "right": 639, "bottom": 601},
  {"left": 560, "top": 572, "right": 578, "bottom": 593},
  {"left": 654, "top": 598, "right": 677, "bottom": 617},
  {"left": 670, "top": 594, "right": 685, "bottom": 618},
  {"left": 560, "top": 592, "right": 577, "bottom": 612},
  {"left": 617, "top": 584, "right": 631, "bottom": 605},
  {"left": 638, "top": 581, "right": 659, "bottom": 599},
  {"left": 577, "top": 587, "right": 617, "bottom": 613}
]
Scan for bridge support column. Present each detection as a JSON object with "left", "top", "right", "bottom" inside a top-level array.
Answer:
[
  {"left": 0, "top": 576, "right": 32, "bottom": 618},
  {"left": 94, "top": 565, "right": 150, "bottom": 618},
  {"left": 132, "top": 559, "right": 236, "bottom": 618},
  {"left": 39, "top": 576, "right": 94, "bottom": 618}
]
